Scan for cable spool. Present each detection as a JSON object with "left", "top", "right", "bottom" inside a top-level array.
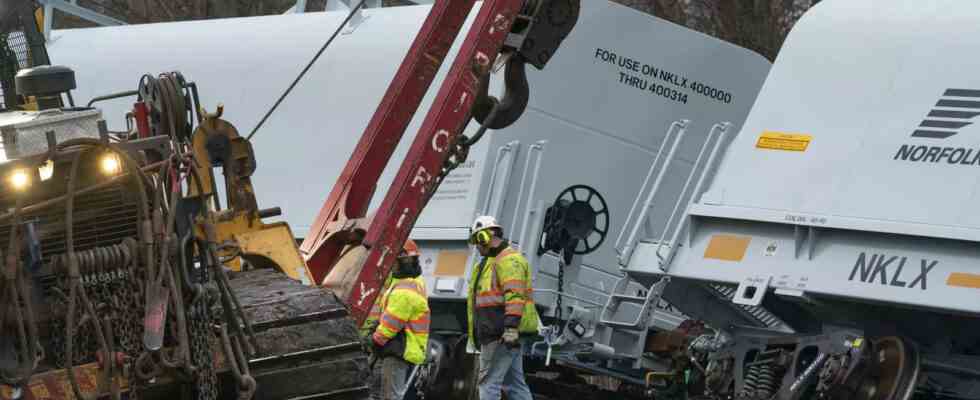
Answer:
[
  {"left": 138, "top": 72, "right": 193, "bottom": 143},
  {"left": 537, "top": 184, "right": 609, "bottom": 265}
]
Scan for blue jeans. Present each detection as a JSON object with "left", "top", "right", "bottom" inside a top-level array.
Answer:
[
  {"left": 381, "top": 357, "right": 412, "bottom": 400},
  {"left": 478, "top": 341, "right": 533, "bottom": 400}
]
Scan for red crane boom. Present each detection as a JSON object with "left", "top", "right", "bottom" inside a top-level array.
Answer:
[{"left": 300, "top": 1, "right": 579, "bottom": 326}]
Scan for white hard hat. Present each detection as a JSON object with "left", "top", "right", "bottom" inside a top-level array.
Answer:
[{"left": 470, "top": 215, "right": 501, "bottom": 236}]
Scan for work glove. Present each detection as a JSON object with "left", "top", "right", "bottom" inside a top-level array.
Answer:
[{"left": 502, "top": 327, "right": 520, "bottom": 347}]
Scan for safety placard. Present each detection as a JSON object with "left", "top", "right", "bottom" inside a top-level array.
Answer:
[
  {"left": 756, "top": 131, "right": 812, "bottom": 152},
  {"left": 947, "top": 272, "right": 980, "bottom": 289}
]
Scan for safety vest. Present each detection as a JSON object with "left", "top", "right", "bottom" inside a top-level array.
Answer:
[
  {"left": 360, "top": 273, "right": 395, "bottom": 338},
  {"left": 467, "top": 247, "right": 539, "bottom": 347},
  {"left": 371, "top": 276, "right": 431, "bottom": 365}
]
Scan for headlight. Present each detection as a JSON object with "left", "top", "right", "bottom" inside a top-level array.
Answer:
[
  {"left": 38, "top": 160, "right": 54, "bottom": 181},
  {"left": 100, "top": 152, "right": 121, "bottom": 175},
  {"left": 8, "top": 168, "right": 30, "bottom": 190}
]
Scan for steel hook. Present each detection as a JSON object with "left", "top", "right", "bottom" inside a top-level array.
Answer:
[{"left": 472, "top": 55, "right": 529, "bottom": 130}]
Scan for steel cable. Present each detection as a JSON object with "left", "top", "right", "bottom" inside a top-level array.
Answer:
[{"left": 246, "top": 0, "right": 368, "bottom": 141}]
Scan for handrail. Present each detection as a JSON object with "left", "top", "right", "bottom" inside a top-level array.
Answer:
[
  {"left": 510, "top": 140, "right": 546, "bottom": 234},
  {"left": 481, "top": 140, "right": 519, "bottom": 215},
  {"left": 615, "top": 120, "right": 686, "bottom": 251},
  {"left": 516, "top": 140, "right": 547, "bottom": 249},
  {"left": 616, "top": 119, "right": 690, "bottom": 266},
  {"left": 659, "top": 122, "right": 732, "bottom": 271}
]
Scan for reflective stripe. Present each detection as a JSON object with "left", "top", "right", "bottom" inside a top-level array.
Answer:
[
  {"left": 407, "top": 316, "right": 430, "bottom": 333},
  {"left": 505, "top": 298, "right": 524, "bottom": 313},
  {"left": 476, "top": 291, "right": 504, "bottom": 307},
  {"left": 380, "top": 313, "right": 406, "bottom": 332},
  {"left": 501, "top": 279, "right": 524, "bottom": 292},
  {"left": 395, "top": 281, "right": 421, "bottom": 291}
]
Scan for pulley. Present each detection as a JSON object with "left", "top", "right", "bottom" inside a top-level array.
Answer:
[{"left": 537, "top": 184, "right": 609, "bottom": 264}]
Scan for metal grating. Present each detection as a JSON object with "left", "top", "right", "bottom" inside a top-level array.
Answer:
[
  {"left": 0, "top": 31, "right": 29, "bottom": 109},
  {"left": 707, "top": 283, "right": 790, "bottom": 331},
  {"left": 0, "top": 181, "right": 140, "bottom": 273},
  {"left": 0, "top": 1, "right": 52, "bottom": 110}
]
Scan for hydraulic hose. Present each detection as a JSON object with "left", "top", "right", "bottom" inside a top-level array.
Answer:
[{"left": 1, "top": 155, "right": 44, "bottom": 385}]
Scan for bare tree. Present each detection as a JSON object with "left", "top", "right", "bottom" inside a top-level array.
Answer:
[
  {"left": 55, "top": 0, "right": 818, "bottom": 62},
  {"left": 613, "top": 0, "right": 820, "bottom": 61}
]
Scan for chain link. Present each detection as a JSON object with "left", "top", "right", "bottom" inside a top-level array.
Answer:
[
  {"left": 41, "top": 233, "right": 210, "bottom": 400},
  {"left": 556, "top": 250, "right": 564, "bottom": 322},
  {"left": 189, "top": 286, "right": 218, "bottom": 400}
]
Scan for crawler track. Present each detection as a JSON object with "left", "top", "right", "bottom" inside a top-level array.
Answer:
[{"left": 227, "top": 268, "right": 371, "bottom": 400}]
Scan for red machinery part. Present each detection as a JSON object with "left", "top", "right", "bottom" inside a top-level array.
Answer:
[
  {"left": 300, "top": 1, "right": 478, "bottom": 286},
  {"left": 299, "top": 1, "right": 524, "bottom": 326},
  {"left": 133, "top": 101, "right": 150, "bottom": 138},
  {"left": 349, "top": 0, "right": 524, "bottom": 324}
]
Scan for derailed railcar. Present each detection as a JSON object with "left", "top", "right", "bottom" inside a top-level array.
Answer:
[{"left": 47, "top": 2, "right": 772, "bottom": 397}]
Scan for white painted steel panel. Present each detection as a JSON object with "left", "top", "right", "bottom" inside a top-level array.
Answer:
[
  {"left": 699, "top": 0, "right": 980, "bottom": 235},
  {"left": 478, "top": 2, "right": 771, "bottom": 311}
]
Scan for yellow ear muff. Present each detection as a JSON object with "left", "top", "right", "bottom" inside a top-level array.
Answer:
[{"left": 476, "top": 230, "right": 491, "bottom": 246}]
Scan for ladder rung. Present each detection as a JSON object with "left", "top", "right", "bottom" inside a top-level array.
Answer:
[
  {"left": 599, "top": 320, "right": 645, "bottom": 331},
  {"left": 611, "top": 294, "right": 646, "bottom": 303}
]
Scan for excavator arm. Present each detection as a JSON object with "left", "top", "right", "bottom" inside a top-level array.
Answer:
[{"left": 299, "top": 0, "right": 580, "bottom": 326}]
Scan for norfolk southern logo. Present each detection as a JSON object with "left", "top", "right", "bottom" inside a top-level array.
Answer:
[{"left": 896, "top": 88, "right": 980, "bottom": 165}]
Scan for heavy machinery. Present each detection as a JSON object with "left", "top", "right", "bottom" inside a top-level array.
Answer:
[
  {"left": 0, "top": 2, "right": 369, "bottom": 399},
  {"left": 1, "top": 0, "right": 595, "bottom": 398},
  {"left": 40, "top": 0, "right": 980, "bottom": 398},
  {"left": 62, "top": 0, "right": 980, "bottom": 398},
  {"left": 43, "top": 1, "right": 774, "bottom": 398}
]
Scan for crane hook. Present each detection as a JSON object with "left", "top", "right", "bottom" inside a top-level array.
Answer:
[{"left": 471, "top": 55, "right": 529, "bottom": 130}]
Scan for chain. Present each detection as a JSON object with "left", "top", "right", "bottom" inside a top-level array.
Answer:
[
  {"left": 189, "top": 286, "right": 218, "bottom": 400},
  {"left": 556, "top": 249, "right": 564, "bottom": 322},
  {"left": 50, "top": 279, "right": 94, "bottom": 367},
  {"left": 125, "top": 237, "right": 149, "bottom": 400},
  {"left": 6, "top": 106, "right": 233, "bottom": 400},
  {"left": 414, "top": 363, "right": 430, "bottom": 400}
]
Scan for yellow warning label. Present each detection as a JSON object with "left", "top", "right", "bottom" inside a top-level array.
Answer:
[{"left": 756, "top": 131, "right": 812, "bottom": 152}]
